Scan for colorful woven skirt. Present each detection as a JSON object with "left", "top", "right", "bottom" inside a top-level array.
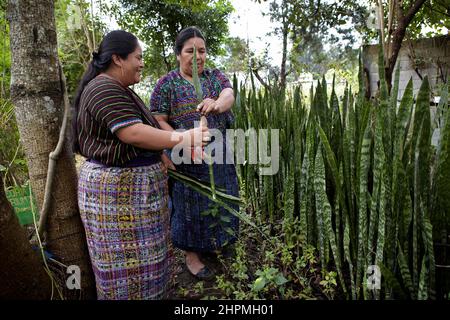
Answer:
[{"left": 78, "top": 160, "right": 173, "bottom": 300}]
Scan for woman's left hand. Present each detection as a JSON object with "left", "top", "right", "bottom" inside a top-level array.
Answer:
[
  {"left": 197, "top": 98, "right": 221, "bottom": 115},
  {"left": 161, "top": 152, "right": 175, "bottom": 174}
]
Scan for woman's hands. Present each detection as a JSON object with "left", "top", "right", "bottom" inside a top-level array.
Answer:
[
  {"left": 159, "top": 117, "right": 209, "bottom": 172},
  {"left": 196, "top": 98, "right": 221, "bottom": 115},
  {"left": 183, "top": 117, "right": 210, "bottom": 147},
  {"left": 196, "top": 88, "right": 235, "bottom": 115}
]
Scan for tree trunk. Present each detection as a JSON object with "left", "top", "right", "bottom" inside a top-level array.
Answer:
[
  {"left": 0, "top": 177, "right": 52, "bottom": 299},
  {"left": 385, "top": 20, "right": 406, "bottom": 93},
  {"left": 7, "top": 0, "right": 95, "bottom": 299},
  {"left": 279, "top": 16, "right": 288, "bottom": 90},
  {"left": 161, "top": 39, "right": 172, "bottom": 73},
  {"left": 385, "top": 0, "right": 427, "bottom": 92}
]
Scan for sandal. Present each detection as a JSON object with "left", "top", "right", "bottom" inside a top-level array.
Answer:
[
  {"left": 191, "top": 265, "right": 215, "bottom": 281},
  {"left": 185, "top": 259, "right": 215, "bottom": 281}
]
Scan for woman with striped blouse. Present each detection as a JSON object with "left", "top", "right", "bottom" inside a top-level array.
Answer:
[{"left": 72, "top": 30, "right": 209, "bottom": 299}]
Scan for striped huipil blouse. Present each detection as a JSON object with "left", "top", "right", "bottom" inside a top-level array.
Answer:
[{"left": 77, "top": 74, "right": 173, "bottom": 300}]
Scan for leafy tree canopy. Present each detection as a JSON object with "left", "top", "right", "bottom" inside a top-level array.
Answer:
[
  {"left": 250, "top": 0, "right": 366, "bottom": 86},
  {"left": 113, "top": 0, "right": 234, "bottom": 82},
  {"left": 217, "top": 36, "right": 251, "bottom": 76}
]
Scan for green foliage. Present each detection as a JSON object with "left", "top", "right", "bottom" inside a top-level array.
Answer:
[
  {"left": 432, "top": 83, "right": 450, "bottom": 239},
  {"left": 1, "top": 0, "right": 106, "bottom": 97},
  {"left": 0, "top": 99, "right": 28, "bottom": 187},
  {"left": 0, "top": 0, "right": 107, "bottom": 188},
  {"left": 55, "top": 0, "right": 107, "bottom": 96},
  {"left": 1, "top": 0, "right": 448, "bottom": 301},
  {"left": 218, "top": 36, "right": 250, "bottom": 76},
  {"left": 214, "top": 220, "right": 322, "bottom": 300},
  {"left": 253, "top": 0, "right": 367, "bottom": 84},
  {"left": 232, "top": 38, "right": 445, "bottom": 298},
  {"left": 362, "top": 0, "right": 450, "bottom": 43},
  {"left": 252, "top": 267, "right": 288, "bottom": 292},
  {"left": 193, "top": 281, "right": 205, "bottom": 295},
  {"left": 0, "top": 0, "right": 10, "bottom": 98},
  {"left": 405, "top": 0, "right": 450, "bottom": 38},
  {"left": 319, "top": 271, "right": 338, "bottom": 299},
  {"left": 113, "top": 0, "right": 233, "bottom": 81}
]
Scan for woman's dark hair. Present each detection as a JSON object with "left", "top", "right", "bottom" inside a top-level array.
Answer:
[
  {"left": 174, "top": 26, "right": 206, "bottom": 55},
  {"left": 71, "top": 30, "right": 138, "bottom": 153}
]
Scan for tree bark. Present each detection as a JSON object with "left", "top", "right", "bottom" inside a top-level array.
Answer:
[
  {"left": 385, "top": 0, "right": 427, "bottom": 92},
  {"left": 7, "top": 0, "right": 95, "bottom": 299},
  {"left": 0, "top": 177, "right": 52, "bottom": 299},
  {"left": 252, "top": 68, "right": 270, "bottom": 91},
  {"left": 279, "top": 15, "right": 288, "bottom": 90}
]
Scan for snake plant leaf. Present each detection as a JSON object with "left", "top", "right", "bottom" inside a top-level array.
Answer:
[{"left": 192, "top": 45, "right": 203, "bottom": 103}]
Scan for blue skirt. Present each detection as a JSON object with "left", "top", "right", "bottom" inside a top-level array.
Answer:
[{"left": 169, "top": 161, "right": 239, "bottom": 252}]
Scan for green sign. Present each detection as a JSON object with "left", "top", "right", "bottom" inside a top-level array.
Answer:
[{"left": 5, "top": 183, "right": 37, "bottom": 226}]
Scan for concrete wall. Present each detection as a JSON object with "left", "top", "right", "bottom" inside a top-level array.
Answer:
[{"left": 363, "top": 35, "right": 450, "bottom": 100}]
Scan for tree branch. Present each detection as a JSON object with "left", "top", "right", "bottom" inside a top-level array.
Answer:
[
  {"left": 38, "top": 62, "right": 71, "bottom": 238},
  {"left": 387, "top": 0, "right": 427, "bottom": 81},
  {"left": 404, "top": 0, "right": 427, "bottom": 25},
  {"left": 252, "top": 68, "right": 270, "bottom": 91},
  {"left": 312, "top": 0, "right": 321, "bottom": 17},
  {"left": 286, "top": 67, "right": 294, "bottom": 77},
  {"left": 424, "top": 2, "right": 450, "bottom": 18}
]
